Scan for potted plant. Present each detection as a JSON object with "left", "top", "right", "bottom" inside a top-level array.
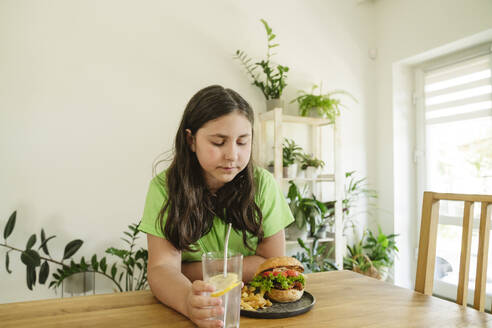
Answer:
[
  {"left": 286, "top": 181, "right": 329, "bottom": 239},
  {"left": 282, "top": 138, "right": 302, "bottom": 178},
  {"left": 291, "top": 84, "right": 358, "bottom": 123},
  {"left": 343, "top": 226, "right": 399, "bottom": 281},
  {"left": 299, "top": 153, "right": 325, "bottom": 179},
  {"left": 234, "top": 19, "right": 289, "bottom": 111},
  {"left": 323, "top": 171, "right": 378, "bottom": 236},
  {"left": 294, "top": 238, "right": 337, "bottom": 273},
  {"left": 1, "top": 210, "right": 148, "bottom": 293}
]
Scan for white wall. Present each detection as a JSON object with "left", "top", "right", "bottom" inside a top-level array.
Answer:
[
  {"left": 373, "top": 0, "right": 492, "bottom": 288},
  {"left": 0, "top": 0, "right": 376, "bottom": 303}
]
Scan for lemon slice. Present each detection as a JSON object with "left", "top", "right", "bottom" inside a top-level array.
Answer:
[{"left": 209, "top": 273, "right": 241, "bottom": 297}]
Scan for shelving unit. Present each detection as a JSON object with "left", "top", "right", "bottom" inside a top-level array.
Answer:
[
  {"left": 284, "top": 236, "right": 334, "bottom": 246},
  {"left": 256, "top": 107, "right": 344, "bottom": 269}
]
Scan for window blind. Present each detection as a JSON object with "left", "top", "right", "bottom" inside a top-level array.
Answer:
[{"left": 424, "top": 52, "right": 492, "bottom": 125}]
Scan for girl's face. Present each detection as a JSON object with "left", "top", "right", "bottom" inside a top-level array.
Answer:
[{"left": 188, "top": 111, "right": 252, "bottom": 193}]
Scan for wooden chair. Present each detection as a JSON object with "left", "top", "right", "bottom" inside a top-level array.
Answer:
[{"left": 415, "top": 192, "right": 492, "bottom": 312}]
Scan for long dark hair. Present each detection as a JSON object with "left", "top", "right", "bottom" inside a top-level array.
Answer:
[{"left": 155, "top": 85, "right": 264, "bottom": 252}]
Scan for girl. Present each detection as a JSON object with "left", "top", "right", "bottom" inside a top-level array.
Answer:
[{"left": 138, "top": 85, "right": 294, "bottom": 328}]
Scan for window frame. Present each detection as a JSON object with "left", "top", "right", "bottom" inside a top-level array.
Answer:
[{"left": 414, "top": 42, "right": 492, "bottom": 305}]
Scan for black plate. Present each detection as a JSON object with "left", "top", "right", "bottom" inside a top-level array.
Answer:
[{"left": 240, "top": 291, "right": 315, "bottom": 319}]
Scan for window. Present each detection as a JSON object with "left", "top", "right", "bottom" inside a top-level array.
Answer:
[{"left": 415, "top": 43, "right": 492, "bottom": 305}]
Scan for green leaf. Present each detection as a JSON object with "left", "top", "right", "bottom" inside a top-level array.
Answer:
[
  {"left": 118, "top": 272, "right": 124, "bottom": 283},
  {"left": 80, "top": 257, "right": 88, "bottom": 270},
  {"left": 21, "top": 249, "right": 41, "bottom": 267},
  {"left": 111, "top": 263, "right": 117, "bottom": 279},
  {"left": 100, "top": 257, "right": 107, "bottom": 273},
  {"left": 26, "top": 265, "right": 36, "bottom": 290},
  {"left": 5, "top": 251, "right": 12, "bottom": 274},
  {"left": 63, "top": 239, "right": 83, "bottom": 260},
  {"left": 26, "top": 234, "right": 37, "bottom": 250},
  {"left": 91, "top": 255, "right": 98, "bottom": 271},
  {"left": 39, "top": 261, "right": 49, "bottom": 284},
  {"left": 38, "top": 235, "right": 56, "bottom": 256},
  {"left": 3, "top": 211, "right": 17, "bottom": 240},
  {"left": 106, "top": 247, "right": 129, "bottom": 259},
  {"left": 120, "top": 238, "right": 131, "bottom": 245}
]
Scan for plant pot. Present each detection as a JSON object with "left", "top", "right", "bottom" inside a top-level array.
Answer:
[
  {"left": 285, "top": 224, "right": 308, "bottom": 241},
  {"left": 64, "top": 272, "right": 94, "bottom": 294},
  {"left": 305, "top": 166, "right": 319, "bottom": 179},
  {"left": 308, "top": 107, "right": 321, "bottom": 118},
  {"left": 266, "top": 98, "right": 284, "bottom": 111},
  {"left": 314, "top": 224, "right": 328, "bottom": 239},
  {"left": 283, "top": 164, "right": 298, "bottom": 178}
]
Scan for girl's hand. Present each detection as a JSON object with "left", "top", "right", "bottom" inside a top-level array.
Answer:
[{"left": 186, "top": 280, "right": 224, "bottom": 328}]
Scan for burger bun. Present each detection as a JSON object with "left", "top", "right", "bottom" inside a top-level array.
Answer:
[
  {"left": 255, "top": 256, "right": 304, "bottom": 276},
  {"left": 267, "top": 288, "right": 304, "bottom": 303}
]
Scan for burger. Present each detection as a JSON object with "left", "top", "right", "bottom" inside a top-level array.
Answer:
[{"left": 250, "top": 256, "right": 305, "bottom": 303}]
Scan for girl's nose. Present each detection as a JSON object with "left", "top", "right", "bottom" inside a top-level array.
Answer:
[{"left": 224, "top": 143, "right": 238, "bottom": 161}]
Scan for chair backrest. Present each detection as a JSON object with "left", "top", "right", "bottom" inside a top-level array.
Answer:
[{"left": 415, "top": 192, "right": 492, "bottom": 312}]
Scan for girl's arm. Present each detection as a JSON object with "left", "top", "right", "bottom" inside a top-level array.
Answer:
[
  {"left": 147, "top": 234, "right": 223, "bottom": 328},
  {"left": 181, "top": 229, "right": 286, "bottom": 282}
]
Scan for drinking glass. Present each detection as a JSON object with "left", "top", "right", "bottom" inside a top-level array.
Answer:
[{"left": 202, "top": 252, "right": 243, "bottom": 328}]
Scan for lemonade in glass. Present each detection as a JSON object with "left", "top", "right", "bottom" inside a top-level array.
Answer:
[{"left": 202, "top": 252, "right": 243, "bottom": 328}]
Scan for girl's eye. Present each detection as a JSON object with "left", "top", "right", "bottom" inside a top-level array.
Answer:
[
  {"left": 237, "top": 141, "right": 248, "bottom": 146},
  {"left": 212, "top": 141, "right": 224, "bottom": 146}
]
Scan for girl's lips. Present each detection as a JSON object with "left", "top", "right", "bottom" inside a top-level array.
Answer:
[{"left": 219, "top": 167, "right": 236, "bottom": 171}]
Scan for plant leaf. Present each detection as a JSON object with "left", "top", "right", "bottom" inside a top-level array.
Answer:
[
  {"left": 39, "top": 261, "right": 49, "bottom": 284},
  {"left": 118, "top": 271, "right": 124, "bottom": 283},
  {"left": 3, "top": 211, "right": 17, "bottom": 240},
  {"left": 63, "top": 239, "right": 83, "bottom": 260},
  {"left": 26, "top": 265, "right": 36, "bottom": 290},
  {"left": 100, "top": 257, "right": 107, "bottom": 273},
  {"left": 106, "top": 247, "right": 129, "bottom": 259},
  {"left": 26, "top": 234, "right": 37, "bottom": 250},
  {"left": 38, "top": 235, "right": 55, "bottom": 256},
  {"left": 111, "top": 263, "right": 117, "bottom": 279},
  {"left": 91, "top": 254, "right": 98, "bottom": 271},
  {"left": 120, "top": 238, "right": 131, "bottom": 245},
  {"left": 21, "top": 249, "right": 41, "bottom": 267},
  {"left": 5, "top": 251, "right": 12, "bottom": 274}
]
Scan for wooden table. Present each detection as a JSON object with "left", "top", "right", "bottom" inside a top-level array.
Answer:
[{"left": 1, "top": 270, "right": 491, "bottom": 327}]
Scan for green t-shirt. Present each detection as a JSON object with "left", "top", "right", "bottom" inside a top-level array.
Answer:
[{"left": 138, "top": 166, "right": 294, "bottom": 261}]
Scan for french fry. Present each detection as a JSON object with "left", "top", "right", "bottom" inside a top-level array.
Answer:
[{"left": 240, "top": 284, "right": 273, "bottom": 311}]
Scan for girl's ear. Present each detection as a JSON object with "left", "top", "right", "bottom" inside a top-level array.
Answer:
[{"left": 185, "top": 129, "right": 196, "bottom": 152}]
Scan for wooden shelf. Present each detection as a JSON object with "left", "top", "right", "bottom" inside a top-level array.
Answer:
[
  {"left": 285, "top": 237, "right": 334, "bottom": 246},
  {"left": 257, "top": 107, "right": 344, "bottom": 269},
  {"left": 282, "top": 174, "right": 335, "bottom": 182},
  {"left": 259, "top": 109, "right": 333, "bottom": 126}
]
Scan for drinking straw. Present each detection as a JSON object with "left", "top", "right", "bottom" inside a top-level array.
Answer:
[
  {"left": 222, "top": 223, "right": 232, "bottom": 327},
  {"left": 223, "top": 223, "right": 232, "bottom": 277}
]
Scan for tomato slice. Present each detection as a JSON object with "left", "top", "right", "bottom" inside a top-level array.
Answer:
[
  {"left": 262, "top": 271, "right": 272, "bottom": 277},
  {"left": 286, "top": 269, "right": 299, "bottom": 277}
]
